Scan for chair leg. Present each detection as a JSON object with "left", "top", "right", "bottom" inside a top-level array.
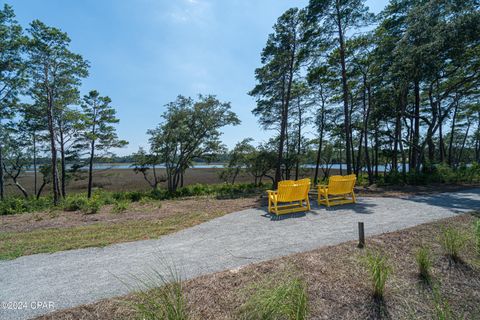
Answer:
[
  {"left": 306, "top": 196, "right": 311, "bottom": 210},
  {"left": 268, "top": 197, "right": 271, "bottom": 213},
  {"left": 352, "top": 192, "right": 356, "bottom": 203},
  {"left": 325, "top": 194, "right": 330, "bottom": 207}
]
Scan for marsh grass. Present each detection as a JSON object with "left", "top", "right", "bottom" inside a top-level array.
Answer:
[
  {"left": 238, "top": 273, "right": 308, "bottom": 320},
  {"left": 439, "top": 226, "right": 468, "bottom": 263},
  {"left": 415, "top": 246, "right": 433, "bottom": 282},
  {"left": 362, "top": 250, "right": 392, "bottom": 299}
]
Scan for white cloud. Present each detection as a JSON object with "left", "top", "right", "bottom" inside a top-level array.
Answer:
[{"left": 167, "top": 0, "right": 212, "bottom": 24}]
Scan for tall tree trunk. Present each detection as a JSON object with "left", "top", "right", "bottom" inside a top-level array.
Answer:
[
  {"left": 295, "top": 98, "right": 302, "bottom": 180},
  {"left": 400, "top": 139, "right": 407, "bottom": 180},
  {"left": 59, "top": 129, "right": 67, "bottom": 198},
  {"left": 411, "top": 80, "right": 421, "bottom": 172},
  {"left": 448, "top": 100, "right": 459, "bottom": 166},
  {"left": 33, "top": 131, "right": 37, "bottom": 196},
  {"left": 439, "top": 119, "right": 445, "bottom": 163},
  {"left": 335, "top": 0, "right": 352, "bottom": 174},
  {"left": 457, "top": 119, "right": 471, "bottom": 166},
  {"left": 275, "top": 37, "right": 296, "bottom": 187},
  {"left": 87, "top": 139, "right": 95, "bottom": 199},
  {"left": 275, "top": 77, "right": 288, "bottom": 188},
  {"left": 364, "top": 84, "right": 373, "bottom": 185},
  {"left": 47, "top": 96, "right": 59, "bottom": 205},
  {"left": 314, "top": 108, "right": 325, "bottom": 185}
]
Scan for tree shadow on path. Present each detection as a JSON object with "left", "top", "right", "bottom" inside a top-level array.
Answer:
[{"left": 406, "top": 188, "right": 480, "bottom": 212}]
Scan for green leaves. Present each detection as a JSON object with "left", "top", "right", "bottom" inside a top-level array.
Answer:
[
  {"left": 80, "top": 90, "right": 128, "bottom": 151},
  {"left": 147, "top": 95, "right": 240, "bottom": 192}
]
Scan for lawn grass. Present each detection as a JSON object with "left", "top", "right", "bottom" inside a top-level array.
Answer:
[{"left": 0, "top": 211, "right": 223, "bottom": 260}]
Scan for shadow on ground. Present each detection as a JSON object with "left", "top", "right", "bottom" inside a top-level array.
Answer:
[{"left": 406, "top": 189, "right": 480, "bottom": 212}]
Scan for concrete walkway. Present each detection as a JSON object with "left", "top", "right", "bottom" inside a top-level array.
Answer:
[{"left": 2, "top": 189, "right": 480, "bottom": 320}]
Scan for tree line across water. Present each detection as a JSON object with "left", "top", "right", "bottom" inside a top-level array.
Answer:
[{"left": 1, "top": 1, "right": 480, "bottom": 208}]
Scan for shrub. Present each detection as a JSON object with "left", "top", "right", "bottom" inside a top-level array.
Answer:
[
  {"left": 91, "top": 189, "right": 115, "bottom": 205},
  {"left": 239, "top": 276, "right": 308, "bottom": 320},
  {"left": 362, "top": 250, "right": 392, "bottom": 299},
  {"left": 0, "top": 197, "right": 51, "bottom": 215},
  {"left": 63, "top": 195, "right": 88, "bottom": 212},
  {"left": 81, "top": 198, "right": 102, "bottom": 214},
  {"left": 439, "top": 226, "right": 468, "bottom": 262},
  {"left": 112, "top": 200, "right": 129, "bottom": 214},
  {"left": 133, "top": 268, "right": 188, "bottom": 320},
  {"left": 415, "top": 246, "right": 432, "bottom": 282},
  {"left": 126, "top": 191, "right": 144, "bottom": 202}
]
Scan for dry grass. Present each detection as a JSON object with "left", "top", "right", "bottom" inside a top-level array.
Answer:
[
  {"left": 4, "top": 168, "right": 259, "bottom": 196},
  {"left": 36, "top": 214, "right": 480, "bottom": 320}
]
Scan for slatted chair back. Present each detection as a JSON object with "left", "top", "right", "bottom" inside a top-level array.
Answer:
[
  {"left": 277, "top": 178, "right": 310, "bottom": 202},
  {"left": 327, "top": 174, "right": 356, "bottom": 195}
]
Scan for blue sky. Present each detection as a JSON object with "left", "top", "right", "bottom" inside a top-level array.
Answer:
[{"left": 7, "top": 0, "right": 388, "bottom": 156}]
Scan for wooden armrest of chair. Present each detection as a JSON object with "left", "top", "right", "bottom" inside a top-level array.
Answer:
[
  {"left": 317, "top": 184, "right": 327, "bottom": 189},
  {"left": 266, "top": 190, "right": 277, "bottom": 194}
]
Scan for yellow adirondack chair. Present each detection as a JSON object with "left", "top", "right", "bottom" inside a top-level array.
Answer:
[
  {"left": 317, "top": 174, "right": 356, "bottom": 207},
  {"left": 267, "top": 178, "right": 311, "bottom": 215}
]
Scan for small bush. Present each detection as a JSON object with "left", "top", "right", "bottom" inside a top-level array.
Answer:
[
  {"left": 126, "top": 191, "right": 144, "bottom": 202},
  {"left": 81, "top": 198, "right": 102, "bottom": 214},
  {"left": 112, "top": 200, "right": 129, "bottom": 214},
  {"left": 439, "top": 226, "right": 468, "bottom": 262},
  {"left": 415, "top": 246, "right": 432, "bottom": 282},
  {"left": 239, "top": 276, "right": 308, "bottom": 320},
  {"left": 0, "top": 197, "right": 51, "bottom": 215},
  {"left": 362, "top": 250, "right": 392, "bottom": 299},
  {"left": 63, "top": 195, "right": 88, "bottom": 212},
  {"left": 133, "top": 267, "right": 188, "bottom": 320}
]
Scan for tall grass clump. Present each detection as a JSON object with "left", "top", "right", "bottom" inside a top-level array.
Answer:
[
  {"left": 239, "top": 276, "right": 308, "bottom": 320},
  {"left": 474, "top": 219, "right": 480, "bottom": 255},
  {"left": 432, "top": 284, "right": 455, "bottom": 320},
  {"left": 439, "top": 226, "right": 468, "bottom": 263},
  {"left": 131, "top": 266, "right": 188, "bottom": 320},
  {"left": 415, "top": 246, "right": 433, "bottom": 282},
  {"left": 362, "top": 250, "right": 392, "bottom": 299}
]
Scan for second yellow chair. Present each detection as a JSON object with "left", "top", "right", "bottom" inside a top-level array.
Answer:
[{"left": 317, "top": 174, "right": 356, "bottom": 207}]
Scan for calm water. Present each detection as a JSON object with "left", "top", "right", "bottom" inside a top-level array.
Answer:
[{"left": 26, "top": 163, "right": 406, "bottom": 172}]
